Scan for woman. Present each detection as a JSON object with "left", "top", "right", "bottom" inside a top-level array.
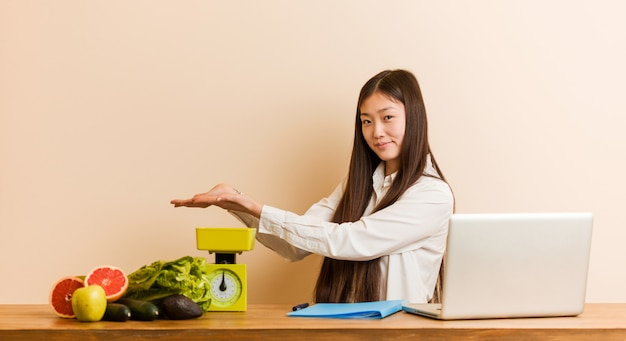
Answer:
[{"left": 171, "top": 69, "right": 454, "bottom": 304}]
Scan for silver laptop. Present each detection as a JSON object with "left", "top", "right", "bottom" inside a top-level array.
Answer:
[{"left": 402, "top": 212, "right": 593, "bottom": 320}]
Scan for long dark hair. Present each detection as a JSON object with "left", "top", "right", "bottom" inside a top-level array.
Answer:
[{"left": 314, "top": 70, "right": 448, "bottom": 303}]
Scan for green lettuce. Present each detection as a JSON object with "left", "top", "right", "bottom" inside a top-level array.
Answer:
[{"left": 123, "top": 256, "right": 212, "bottom": 311}]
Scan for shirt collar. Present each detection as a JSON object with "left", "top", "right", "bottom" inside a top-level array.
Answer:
[
  {"left": 373, "top": 154, "right": 438, "bottom": 190},
  {"left": 373, "top": 163, "right": 397, "bottom": 190}
]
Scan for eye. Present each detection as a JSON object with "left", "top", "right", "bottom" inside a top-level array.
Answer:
[
  {"left": 361, "top": 119, "right": 372, "bottom": 125},
  {"left": 384, "top": 115, "right": 394, "bottom": 121}
]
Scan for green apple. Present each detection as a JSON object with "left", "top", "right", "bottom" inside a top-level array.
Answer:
[{"left": 71, "top": 285, "right": 107, "bottom": 322}]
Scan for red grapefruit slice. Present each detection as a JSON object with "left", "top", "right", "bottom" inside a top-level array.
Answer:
[
  {"left": 84, "top": 265, "right": 129, "bottom": 302},
  {"left": 49, "top": 276, "right": 85, "bottom": 318}
]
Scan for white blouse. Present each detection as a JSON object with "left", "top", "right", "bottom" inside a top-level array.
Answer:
[{"left": 231, "top": 159, "right": 454, "bottom": 303}]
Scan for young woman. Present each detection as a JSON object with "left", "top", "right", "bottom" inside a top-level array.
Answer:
[{"left": 171, "top": 69, "right": 454, "bottom": 304}]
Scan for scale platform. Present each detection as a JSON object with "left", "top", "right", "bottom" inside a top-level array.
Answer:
[{"left": 196, "top": 227, "right": 256, "bottom": 253}]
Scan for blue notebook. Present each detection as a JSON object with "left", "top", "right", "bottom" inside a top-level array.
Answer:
[{"left": 287, "top": 300, "right": 404, "bottom": 319}]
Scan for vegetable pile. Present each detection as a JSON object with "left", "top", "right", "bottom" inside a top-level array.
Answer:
[{"left": 123, "top": 256, "right": 212, "bottom": 312}]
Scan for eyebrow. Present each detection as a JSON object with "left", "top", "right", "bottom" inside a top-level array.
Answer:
[{"left": 360, "top": 107, "right": 397, "bottom": 116}]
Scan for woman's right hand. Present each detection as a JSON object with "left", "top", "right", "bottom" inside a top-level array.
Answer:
[{"left": 170, "top": 184, "right": 263, "bottom": 218}]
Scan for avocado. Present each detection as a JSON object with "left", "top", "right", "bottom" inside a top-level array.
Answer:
[{"left": 160, "top": 294, "right": 203, "bottom": 320}]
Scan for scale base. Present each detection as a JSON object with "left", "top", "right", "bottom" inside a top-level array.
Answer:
[{"left": 205, "top": 263, "right": 248, "bottom": 312}]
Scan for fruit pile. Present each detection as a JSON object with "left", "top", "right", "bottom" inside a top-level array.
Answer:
[{"left": 49, "top": 265, "right": 203, "bottom": 322}]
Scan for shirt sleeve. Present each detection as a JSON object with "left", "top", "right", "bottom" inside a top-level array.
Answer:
[
  {"left": 230, "top": 181, "right": 345, "bottom": 262},
  {"left": 258, "top": 177, "right": 453, "bottom": 261}
]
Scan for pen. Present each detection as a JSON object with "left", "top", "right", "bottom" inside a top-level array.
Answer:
[{"left": 292, "top": 302, "right": 309, "bottom": 311}]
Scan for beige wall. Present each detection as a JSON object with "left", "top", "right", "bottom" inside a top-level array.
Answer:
[{"left": 1, "top": 0, "right": 624, "bottom": 304}]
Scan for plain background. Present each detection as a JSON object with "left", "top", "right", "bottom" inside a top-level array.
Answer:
[{"left": 1, "top": 0, "right": 624, "bottom": 304}]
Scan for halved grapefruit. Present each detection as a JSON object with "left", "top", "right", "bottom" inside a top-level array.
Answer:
[
  {"left": 84, "top": 265, "right": 129, "bottom": 302},
  {"left": 49, "top": 276, "right": 85, "bottom": 318}
]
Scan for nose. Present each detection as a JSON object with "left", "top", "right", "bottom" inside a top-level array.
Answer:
[{"left": 372, "top": 121, "right": 385, "bottom": 138}]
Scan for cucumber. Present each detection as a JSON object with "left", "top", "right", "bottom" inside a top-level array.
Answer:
[
  {"left": 117, "top": 298, "right": 160, "bottom": 321},
  {"left": 103, "top": 303, "right": 131, "bottom": 322}
]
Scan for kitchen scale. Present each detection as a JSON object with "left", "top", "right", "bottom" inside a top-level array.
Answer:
[{"left": 196, "top": 227, "right": 256, "bottom": 312}]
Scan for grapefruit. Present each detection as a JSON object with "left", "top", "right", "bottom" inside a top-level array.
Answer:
[
  {"left": 84, "top": 265, "right": 129, "bottom": 302},
  {"left": 49, "top": 276, "right": 85, "bottom": 318}
]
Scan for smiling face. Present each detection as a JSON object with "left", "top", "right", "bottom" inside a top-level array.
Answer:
[{"left": 359, "top": 91, "right": 406, "bottom": 175}]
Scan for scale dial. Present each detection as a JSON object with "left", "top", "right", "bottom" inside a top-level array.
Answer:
[{"left": 207, "top": 268, "right": 243, "bottom": 308}]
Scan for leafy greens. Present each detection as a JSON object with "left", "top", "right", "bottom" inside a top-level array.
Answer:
[{"left": 123, "top": 256, "right": 212, "bottom": 311}]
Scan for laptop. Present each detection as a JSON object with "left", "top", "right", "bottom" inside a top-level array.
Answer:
[{"left": 402, "top": 212, "right": 593, "bottom": 320}]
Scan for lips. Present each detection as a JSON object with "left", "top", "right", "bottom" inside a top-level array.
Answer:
[{"left": 375, "top": 141, "right": 392, "bottom": 149}]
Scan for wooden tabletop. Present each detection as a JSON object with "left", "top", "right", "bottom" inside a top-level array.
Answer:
[{"left": 2, "top": 303, "right": 626, "bottom": 340}]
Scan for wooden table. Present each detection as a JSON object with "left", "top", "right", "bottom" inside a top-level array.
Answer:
[{"left": 1, "top": 304, "right": 626, "bottom": 340}]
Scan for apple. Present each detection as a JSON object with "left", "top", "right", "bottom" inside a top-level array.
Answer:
[{"left": 71, "top": 285, "right": 107, "bottom": 322}]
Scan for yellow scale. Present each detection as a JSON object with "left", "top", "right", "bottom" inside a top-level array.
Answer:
[{"left": 196, "top": 227, "right": 256, "bottom": 312}]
